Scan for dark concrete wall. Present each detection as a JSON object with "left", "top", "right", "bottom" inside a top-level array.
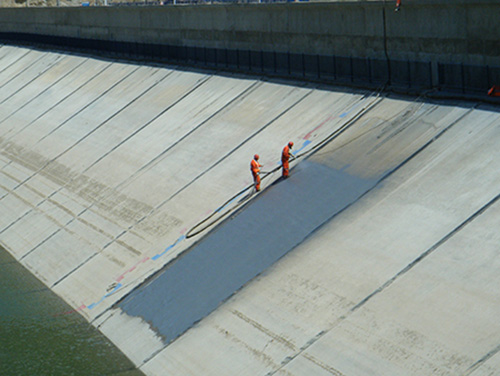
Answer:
[
  {"left": 0, "top": 1, "right": 499, "bottom": 66},
  {"left": 0, "top": 2, "right": 499, "bottom": 95}
]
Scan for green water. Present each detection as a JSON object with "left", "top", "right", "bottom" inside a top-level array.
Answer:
[{"left": 0, "top": 246, "right": 144, "bottom": 376}]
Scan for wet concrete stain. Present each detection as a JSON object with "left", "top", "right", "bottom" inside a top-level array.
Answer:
[{"left": 119, "top": 160, "right": 378, "bottom": 344}]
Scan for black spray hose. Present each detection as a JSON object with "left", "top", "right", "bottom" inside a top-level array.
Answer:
[
  {"left": 185, "top": 164, "right": 282, "bottom": 239},
  {"left": 185, "top": 91, "right": 383, "bottom": 239},
  {"left": 293, "top": 93, "right": 383, "bottom": 162}
]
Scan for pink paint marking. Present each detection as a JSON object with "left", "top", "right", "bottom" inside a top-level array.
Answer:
[
  {"left": 55, "top": 304, "right": 87, "bottom": 316},
  {"left": 116, "top": 256, "right": 150, "bottom": 282},
  {"left": 303, "top": 114, "right": 335, "bottom": 140}
]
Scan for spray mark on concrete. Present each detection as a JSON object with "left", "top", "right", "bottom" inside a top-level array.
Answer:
[
  {"left": 55, "top": 304, "right": 87, "bottom": 317},
  {"left": 75, "top": 93, "right": 374, "bottom": 315},
  {"left": 117, "top": 256, "right": 151, "bottom": 282},
  {"left": 151, "top": 235, "right": 186, "bottom": 261},
  {"left": 118, "top": 160, "right": 378, "bottom": 345},
  {"left": 88, "top": 283, "right": 123, "bottom": 310},
  {"left": 294, "top": 139, "right": 312, "bottom": 154},
  {"left": 302, "top": 95, "right": 365, "bottom": 140}
]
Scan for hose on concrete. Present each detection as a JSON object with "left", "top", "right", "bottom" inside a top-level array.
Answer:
[{"left": 185, "top": 91, "right": 383, "bottom": 239}]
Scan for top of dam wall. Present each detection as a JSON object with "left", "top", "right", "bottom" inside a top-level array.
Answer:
[{"left": 0, "top": 1, "right": 499, "bottom": 66}]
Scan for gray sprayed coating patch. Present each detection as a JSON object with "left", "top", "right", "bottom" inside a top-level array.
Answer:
[{"left": 119, "top": 160, "right": 377, "bottom": 344}]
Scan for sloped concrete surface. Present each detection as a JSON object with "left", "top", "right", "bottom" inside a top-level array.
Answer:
[
  {"left": 119, "top": 162, "right": 376, "bottom": 345},
  {"left": 0, "top": 45, "right": 499, "bottom": 375}
]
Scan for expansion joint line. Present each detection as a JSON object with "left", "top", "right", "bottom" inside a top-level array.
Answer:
[
  {"left": 50, "top": 76, "right": 258, "bottom": 288},
  {"left": 0, "top": 54, "right": 65, "bottom": 110},
  {"left": 352, "top": 187, "right": 500, "bottom": 313},
  {"left": 0, "top": 61, "right": 113, "bottom": 147},
  {"left": 186, "top": 90, "right": 384, "bottom": 239},
  {"left": 0, "top": 57, "right": 89, "bottom": 129},
  {"left": 465, "top": 342, "right": 500, "bottom": 375},
  {"left": 268, "top": 104, "right": 478, "bottom": 375}
]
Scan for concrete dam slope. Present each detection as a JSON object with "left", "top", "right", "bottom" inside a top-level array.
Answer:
[{"left": 1, "top": 44, "right": 500, "bottom": 375}]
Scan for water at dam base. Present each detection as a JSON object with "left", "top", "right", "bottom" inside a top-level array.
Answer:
[{"left": 0, "top": 246, "right": 143, "bottom": 376}]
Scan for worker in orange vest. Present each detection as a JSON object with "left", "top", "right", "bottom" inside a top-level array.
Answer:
[
  {"left": 281, "top": 141, "right": 294, "bottom": 178},
  {"left": 488, "top": 86, "right": 500, "bottom": 97},
  {"left": 395, "top": 0, "right": 401, "bottom": 11},
  {"left": 250, "top": 154, "right": 262, "bottom": 191}
]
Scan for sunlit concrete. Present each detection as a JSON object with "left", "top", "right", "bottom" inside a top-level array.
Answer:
[{"left": 0, "top": 45, "right": 499, "bottom": 375}]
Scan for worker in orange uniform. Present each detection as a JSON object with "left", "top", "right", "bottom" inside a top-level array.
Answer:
[
  {"left": 395, "top": 0, "right": 401, "bottom": 11},
  {"left": 488, "top": 86, "right": 500, "bottom": 97},
  {"left": 281, "top": 141, "right": 294, "bottom": 178},
  {"left": 250, "top": 154, "right": 262, "bottom": 191}
]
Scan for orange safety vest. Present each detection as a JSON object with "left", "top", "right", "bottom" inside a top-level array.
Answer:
[
  {"left": 251, "top": 159, "right": 261, "bottom": 176},
  {"left": 282, "top": 145, "right": 290, "bottom": 163}
]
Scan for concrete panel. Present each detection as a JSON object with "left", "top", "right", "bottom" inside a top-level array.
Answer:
[
  {"left": 119, "top": 161, "right": 376, "bottom": 344},
  {"left": 53, "top": 68, "right": 173, "bottom": 172},
  {"left": 0, "top": 51, "right": 63, "bottom": 104},
  {"left": 0, "top": 53, "right": 86, "bottom": 125},
  {"left": 0, "top": 44, "right": 500, "bottom": 376},
  {"left": 0, "top": 211, "right": 61, "bottom": 260},
  {"left": 140, "top": 104, "right": 500, "bottom": 375},
  {"left": 0, "top": 46, "right": 34, "bottom": 85},
  {"left": 81, "top": 69, "right": 216, "bottom": 186},
  {"left": 27, "top": 64, "right": 150, "bottom": 161},
  {"left": 22, "top": 227, "right": 98, "bottom": 287},
  {"left": 0, "top": 56, "right": 110, "bottom": 144},
  {"left": 95, "top": 308, "right": 165, "bottom": 367},
  {"left": 5, "top": 61, "right": 135, "bottom": 153}
]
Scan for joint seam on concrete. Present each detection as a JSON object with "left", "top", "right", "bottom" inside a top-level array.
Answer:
[
  {"left": 0, "top": 49, "right": 41, "bottom": 91},
  {"left": 0, "top": 54, "right": 65, "bottom": 110},
  {"left": 0, "top": 56, "right": 89, "bottom": 129},
  {"left": 33, "top": 65, "right": 142, "bottom": 147},
  {"left": 0, "top": 61, "right": 113, "bottom": 147},
  {"left": 266, "top": 104, "right": 476, "bottom": 375},
  {"left": 39, "top": 73, "right": 222, "bottom": 291},
  {"left": 465, "top": 342, "right": 500, "bottom": 375}
]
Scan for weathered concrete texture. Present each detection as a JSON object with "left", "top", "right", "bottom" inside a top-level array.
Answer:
[
  {"left": 1, "top": 43, "right": 500, "bottom": 376},
  {"left": 140, "top": 103, "right": 500, "bottom": 375},
  {"left": 119, "top": 161, "right": 376, "bottom": 345}
]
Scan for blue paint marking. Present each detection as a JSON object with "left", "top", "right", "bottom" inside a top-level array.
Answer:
[
  {"left": 87, "top": 233, "right": 186, "bottom": 311},
  {"left": 119, "top": 161, "right": 379, "bottom": 344},
  {"left": 151, "top": 235, "right": 186, "bottom": 261},
  {"left": 339, "top": 95, "right": 368, "bottom": 118},
  {"left": 276, "top": 140, "right": 312, "bottom": 165},
  {"left": 87, "top": 298, "right": 103, "bottom": 310},
  {"left": 87, "top": 282, "right": 123, "bottom": 310},
  {"left": 105, "top": 283, "right": 122, "bottom": 297},
  {"left": 295, "top": 140, "right": 312, "bottom": 154}
]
